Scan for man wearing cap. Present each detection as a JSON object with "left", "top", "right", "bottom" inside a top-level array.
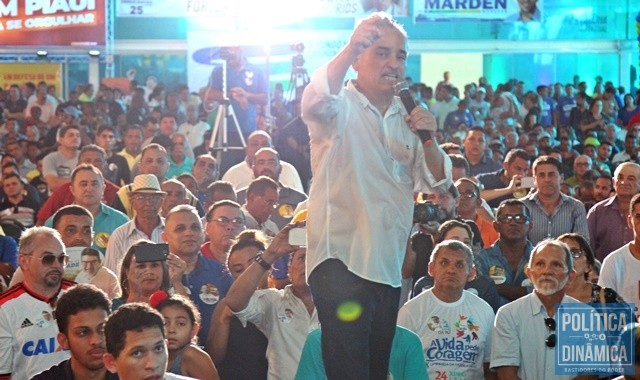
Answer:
[
  {"left": 469, "top": 87, "right": 490, "bottom": 120},
  {"left": 104, "top": 174, "right": 166, "bottom": 274},
  {"left": 593, "top": 140, "right": 613, "bottom": 176},
  {"left": 42, "top": 125, "right": 81, "bottom": 192},
  {"left": 110, "top": 143, "right": 204, "bottom": 218},
  {"left": 587, "top": 162, "right": 640, "bottom": 261},
  {"left": 563, "top": 154, "right": 593, "bottom": 188}
]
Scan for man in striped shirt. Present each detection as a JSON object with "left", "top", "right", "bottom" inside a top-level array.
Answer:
[{"left": 522, "top": 155, "right": 589, "bottom": 244}]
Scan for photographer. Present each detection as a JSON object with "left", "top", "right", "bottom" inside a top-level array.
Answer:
[{"left": 402, "top": 186, "right": 501, "bottom": 312}]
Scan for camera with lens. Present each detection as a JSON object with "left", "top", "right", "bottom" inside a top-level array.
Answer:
[
  {"left": 290, "top": 42, "right": 305, "bottom": 53},
  {"left": 413, "top": 201, "right": 443, "bottom": 224}
]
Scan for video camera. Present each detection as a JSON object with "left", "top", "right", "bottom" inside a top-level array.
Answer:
[{"left": 413, "top": 201, "right": 445, "bottom": 224}]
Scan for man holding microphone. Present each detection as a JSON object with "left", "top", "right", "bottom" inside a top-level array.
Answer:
[{"left": 301, "top": 12, "right": 451, "bottom": 379}]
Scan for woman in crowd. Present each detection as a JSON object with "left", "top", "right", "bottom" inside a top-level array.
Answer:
[
  {"left": 112, "top": 239, "right": 188, "bottom": 310},
  {"left": 619, "top": 93, "right": 640, "bottom": 128},
  {"left": 558, "top": 233, "right": 625, "bottom": 304},
  {"left": 206, "top": 230, "right": 269, "bottom": 380}
]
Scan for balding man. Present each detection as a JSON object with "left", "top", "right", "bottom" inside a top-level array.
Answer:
[
  {"left": 222, "top": 131, "right": 304, "bottom": 192},
  {"left": 0, "top": 227, "right": 74, "bottom": 379},
  {"left": 587, "top": 162, "right": 640, "bottom": 261}
]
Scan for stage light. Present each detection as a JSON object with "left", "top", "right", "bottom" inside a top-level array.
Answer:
[
  {"left": 36, "top": 50, "right": 48, "bottom": 58},
  {"left": 88, "top": 50, "right": 100, "bottom": 57}
]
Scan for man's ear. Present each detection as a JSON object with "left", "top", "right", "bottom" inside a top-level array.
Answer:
[
  {"left": 57, "top": 332, "right": 70, "bottom": 350},
  {"left": 103, "top": 353, "right": 118, "bottom": 374}
]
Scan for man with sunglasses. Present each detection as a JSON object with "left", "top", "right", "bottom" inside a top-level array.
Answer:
[
  {"left": 476, "top": 199, "right": 534, "bottom": 305},
  {"left": 0, "top": 226, "right": 75, "bottom": 379},
  {"left": 491, "top": 239, "right": 588, "bottom": 379}
]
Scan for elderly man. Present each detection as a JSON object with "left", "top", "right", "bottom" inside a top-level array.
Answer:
[
  {"left": 476, "top": 199, "right": 534, "bottom": 305},
  {"left": 490, "top": 239, "right": 589, "bottom": 379},
  {"left": 201, "top": 200, "right": 245, "bottom": 263},
  {"left": 301, "top": 12, "right": 450, "bottom": 379},
  {"left": 398, "top": 240, "right": 495, "bottom": 380},
  {"left": 104, "top": 174, "right": 166, "bottom": 274},
  {"left": 523, "top": 156, "right": 589, "bottom": 244},
  {"left": 563, "top": 154, "right": 593, "bottom": 188},
  {"left": 222, "top": 130, "right": 303, "bottom": 192},
  {"left": 162, "top": 204, "right": 234, "bottom": 345},
  {"left": 587, "top": 162, "right": 640, "bottom": 261},
  {"left": 0, "top": 226, "right": 74, "bottom": 379},
  {"left": 111, "top": 143, "right": 203, "bottom": 218}
]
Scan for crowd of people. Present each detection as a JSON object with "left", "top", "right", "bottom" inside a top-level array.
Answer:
[{"left": 1, "top": 11, "right": 640, "bottom": 380}]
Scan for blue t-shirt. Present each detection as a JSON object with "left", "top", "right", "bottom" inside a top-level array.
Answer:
[
  {"left": 209, "top": 61, "right": 267, "bottom": 135},
  {"left": 182, "top": 254, "right": 234, "bottom": 344}
]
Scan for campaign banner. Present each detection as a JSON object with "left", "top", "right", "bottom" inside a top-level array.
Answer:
[
  {"left": 0, "top": 63, "right": 62, "bottom": 91},
  {"left": 556, "top": 303, "right": 634, "bottom": 376},
  {"left": 0, "top": 0, "right": 105, "bottom": 45},
  {"left": 116, "top": 0, "right": 403, "bottom": 19},
  {"left": 414, "top": 0, "right": 543, "bottom": 22}
]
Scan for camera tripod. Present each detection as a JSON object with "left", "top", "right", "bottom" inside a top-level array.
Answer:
[{"left": 208, "top": 59, "right": 246, "bottom": 162}]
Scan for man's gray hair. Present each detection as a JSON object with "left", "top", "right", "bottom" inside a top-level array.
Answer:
[
  {"left": 429, "top": 239, "right": 474, "bottom": 270},
  {"left": 529, "top": 238, "right": 574, "bottom": 272},
  {"left": 19, "top": 226, "right": 64, "bottom": 256}
]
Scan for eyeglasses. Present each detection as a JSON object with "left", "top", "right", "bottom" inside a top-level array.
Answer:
[
  {"left": 497, "top": 214, "right": 530, "bottom": 224},
  {"left": 131, "top": 194, "right": 163, "bottom": 202},
  {"left": 459, "top": 191, "right": 477, "bottom": 199},
  {"left": 544, "top": 317, "right": 556, "bottom": 348},
  {"left": 22, "top": 253, "right": 69, "bottom": 266},
  {"left": 570, "top": 248, "right": 585, "bottom": 259},
  {"left": 261, "top": 198, "right": 279, "bottom": 209},
  {"left": 213, "top": 216, "right": 245, "bottom": 227}
]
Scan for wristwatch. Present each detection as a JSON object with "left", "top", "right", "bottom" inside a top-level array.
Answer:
[{"left": 254, "top": 252, "right": 272, "bottom": 271}]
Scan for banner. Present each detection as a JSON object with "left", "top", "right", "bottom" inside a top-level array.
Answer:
[
  {"left": 116, "top": 0, "right": 403, "bottom": 19},
  {"left": 0, "top": 63, "right": 62, "bottom": 90},
  {"left": 0, "top": 0, "right": 105, "bottom": 45},
  {"left": 414, "top": 0, "right": 543, "bottom": 22}
]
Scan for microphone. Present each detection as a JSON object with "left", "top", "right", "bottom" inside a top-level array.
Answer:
[{"left": 394, "top": 82, "right": 432, "bottom": 143}]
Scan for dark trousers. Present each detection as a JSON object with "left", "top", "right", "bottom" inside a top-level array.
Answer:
[{"left": 308, "top": 259, "right": 401, "bottom": 380}]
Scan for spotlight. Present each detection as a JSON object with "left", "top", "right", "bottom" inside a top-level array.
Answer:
[
  {"left": 88, "top": 50, "right": 100, "bottom": 57},
  {"left": 36, "top": 50, "right": 48, "bottom": 58}
]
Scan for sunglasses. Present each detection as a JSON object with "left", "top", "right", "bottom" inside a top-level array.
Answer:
[
  {"left": 544, "top": 317, "right": 556, "bottom": 348},
  {"left": 497, "top": 214, "right": 530, "bottom": 224},
  {"left": 23, "top": 252, "right": 69, "bottom": 266}
]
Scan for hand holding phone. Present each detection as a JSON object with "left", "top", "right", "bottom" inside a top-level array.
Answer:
[{"left": 134, "top": 243, "right": 169, "bottom": 263}]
